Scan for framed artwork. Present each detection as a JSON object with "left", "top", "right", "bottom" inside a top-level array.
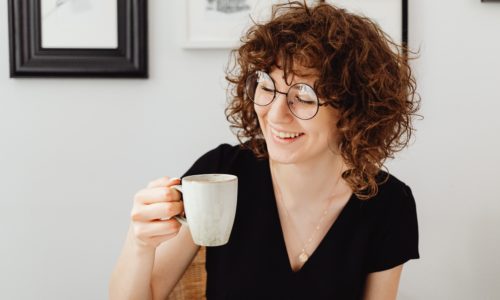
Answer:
[
  {"left": 8, "top": 0, "right": 148, "bottom": 78},
  {"left": 184, "top": 0, "right": 408, "bottom": 49}
]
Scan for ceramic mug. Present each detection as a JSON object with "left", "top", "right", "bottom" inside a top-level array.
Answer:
[{"left": 171, "top": 174, "right": 238, "bottom": 246}]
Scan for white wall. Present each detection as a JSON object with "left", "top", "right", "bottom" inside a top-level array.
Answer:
[
  {"left": 0, "top": 0, "right": 499, "bottom": 299},
  {"left": 394, "top": 0, "right": 500, "bottom": 299}
]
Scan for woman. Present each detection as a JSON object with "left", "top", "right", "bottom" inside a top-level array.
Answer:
[{"left": 110, "top": 1, "right": 420, "bottom": 299}]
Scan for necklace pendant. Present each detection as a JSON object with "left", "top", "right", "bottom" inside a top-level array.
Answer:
[{"left": 298, "top": 252, "right": 309, "bottom": 263}]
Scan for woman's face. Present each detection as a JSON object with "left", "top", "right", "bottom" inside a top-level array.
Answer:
[{"left": 254, "top": 66, "right": 341, "bottom": 165}]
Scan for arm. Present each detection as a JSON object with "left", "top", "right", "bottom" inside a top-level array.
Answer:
[
  {"left": 109, "top": 225, "right": 156, "bottom": 300},
  {"left": 150, "top": 225, "right": 200, "bottom": 299},
  {"left": 109, "top": 177, "right": 201, "bottom": 300},
  {"left": 109, "top": 223, "right": 200, "bottom": 300},
  {"left": 363, "top": 264, "right": 404, "bottom": 300}
]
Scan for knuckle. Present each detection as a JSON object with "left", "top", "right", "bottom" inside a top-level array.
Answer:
[
  {"left": 130, "top": 209, "right": 141, "bottom": 221},
  {"left": 167, "top": 202, "right": 179, "bottom": 217},
  {"left": 133, "top": 190, "right": 144, "bottom": 202},
  {"left": 169, "top": 189, "right": 180, "bottom": 201},
  {"left": 164, "top": 203, "right": 174, "bottom": 216},
  {"left": 163, "top": 188, "right": 172, "bottom": 201}
]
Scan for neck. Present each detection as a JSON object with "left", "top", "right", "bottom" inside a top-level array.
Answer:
[{"left": 270, "top": 152, "right": 349, "bottom": 211}]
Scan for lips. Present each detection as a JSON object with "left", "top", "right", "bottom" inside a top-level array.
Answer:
[{"left": 270, "top": 127, "right": 305, "bottom": 139}]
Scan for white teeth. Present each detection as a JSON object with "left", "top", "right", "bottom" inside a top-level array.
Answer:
[{"left": 271, "top": 128, "right": 303, "bottom": 139}]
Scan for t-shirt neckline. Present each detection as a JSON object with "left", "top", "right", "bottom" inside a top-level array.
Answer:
[{"left": 263, "top": 158, "right": 357, "bottom": 274}]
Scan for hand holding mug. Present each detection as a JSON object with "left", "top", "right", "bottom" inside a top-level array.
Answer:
[{"left": 130, "top": 176, "right": 184, "bottom": 249}]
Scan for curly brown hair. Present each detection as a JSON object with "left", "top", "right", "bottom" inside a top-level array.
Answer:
[{"left": 224, "top": 1, "right": 421, "bottom": 200}]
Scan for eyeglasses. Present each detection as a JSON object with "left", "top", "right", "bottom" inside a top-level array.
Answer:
[{"left": 245, "top": 70, "right": 329, "bottom": 120}]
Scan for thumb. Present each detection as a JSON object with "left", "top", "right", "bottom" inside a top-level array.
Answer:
[{"left": 166, "top": 177, "right": 181, "bottom": 187}]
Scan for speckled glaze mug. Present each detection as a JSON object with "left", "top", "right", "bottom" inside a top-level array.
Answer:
[{"left": 171, "top": 174, "right": 238, "bottom": 246}]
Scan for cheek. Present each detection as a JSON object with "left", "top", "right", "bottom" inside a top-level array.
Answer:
[
  {"left": 253, "top": 106, "right": 267, "bottom": 132},
  {"left": 319, "top": 108, "right": 341, "bottom": 132},
  {"left": 254, "top": 105, "right": 268, "bottom": 121},
  {"left": 306, "top": 115, "right": 340, "bottom": 142}
]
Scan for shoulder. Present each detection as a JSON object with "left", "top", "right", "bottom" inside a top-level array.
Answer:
[
  {"left": 363, "top": 171, "right": 420, "bottom": 272},
  {"left": 363, "top": 170, "right": 417, "bottom": 217},
  {"left": 202, "top": 142, "right": 255, "bottom": 165},
  {"left": 181, "top": 142, "right": 257, "bottom": 177},
  {"left": 376, "top": 171, "right": 414, "bottom": 200}
]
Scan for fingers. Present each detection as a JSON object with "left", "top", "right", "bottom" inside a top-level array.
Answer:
[
  {"left": 133, "top": 219, "right": 182, "bottom": 238},
  {"left": 131, "top": 201, "right": 183, "bottom": 221},
  {"left": 146, "top": 232, "right": 180, "bottom": 245},
  {"left": 146, "top": 176, "right": 181, "bottom": 189},
  {"left": 129, "top": 176, "right": 185, "bottom": 249},
  {"left": 134, "top": 186, "right": 182, "bottom": 204}
]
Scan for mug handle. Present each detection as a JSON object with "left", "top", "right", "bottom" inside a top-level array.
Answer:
[{"left": 171, "top": 185, "right": 188, "bottom": 226}]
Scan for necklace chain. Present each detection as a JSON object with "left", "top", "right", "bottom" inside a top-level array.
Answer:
[
  {"left": 271, "top": 165, "right": 343, "bottom": 265},
  {"left": 274, "top": 184, "right": 332, "bottom": 263}
]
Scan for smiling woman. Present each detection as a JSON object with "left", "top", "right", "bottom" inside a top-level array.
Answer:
[{"left": 110, "top": 1, "right": 421, "bottom": 299}]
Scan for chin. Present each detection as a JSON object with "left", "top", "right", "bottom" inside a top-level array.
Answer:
[{"left": 266, "top": 144, "right": 302, "bottom": 164}]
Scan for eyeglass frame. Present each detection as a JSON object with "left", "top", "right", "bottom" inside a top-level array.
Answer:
[{"left": 246, "top": 70, "right": 331, "bottom": 120}]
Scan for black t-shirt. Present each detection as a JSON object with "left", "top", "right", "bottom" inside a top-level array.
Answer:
[{"left": 181, "top": 143, "right": 420, "bottom": 300}]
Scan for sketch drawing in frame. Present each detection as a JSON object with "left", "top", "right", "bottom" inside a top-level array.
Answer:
[
  {"left": 184, "top": 0, "right": 407, "bottom": 49},
  {"left": 40, "top": 0, "right": 119, "bottom": 49}
]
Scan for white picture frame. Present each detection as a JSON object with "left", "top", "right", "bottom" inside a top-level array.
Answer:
[{"left": 184, "top": 0, "right": 407, "bottom": 49}]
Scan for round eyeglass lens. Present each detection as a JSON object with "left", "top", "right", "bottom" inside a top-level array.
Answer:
[
  {"left": 245, "top": 71, "right": 275, "bottom": 106},
  {"left": 287, "top": 83, "right": 319, "bottom": 120}
]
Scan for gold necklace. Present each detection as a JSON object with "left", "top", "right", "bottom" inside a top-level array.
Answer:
[{"left": 271, "top": 165, "right": 342, "bottom": 264}]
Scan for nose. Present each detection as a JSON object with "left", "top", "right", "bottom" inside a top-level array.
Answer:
[{"left": 267, "top": 92, "right": 294, "bottom": 122}]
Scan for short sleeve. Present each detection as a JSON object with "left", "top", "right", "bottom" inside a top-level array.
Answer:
[
  {"left": 181, "top": 143, "right": 235, "bottom": 178},
  {"left": 366, "top": 184, "right": 420, "bottom": 273}
]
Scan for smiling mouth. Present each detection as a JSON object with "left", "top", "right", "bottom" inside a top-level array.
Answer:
[{"left": 270, "top": 127, "right": 305, "bottom": 140}]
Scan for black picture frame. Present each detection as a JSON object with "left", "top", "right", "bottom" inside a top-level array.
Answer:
[
  {"left": 8, "top": 0, "right": 148, "bottom": 78},
  {"left": 402, "top": 0, "right": 408, "bottom": 47}
]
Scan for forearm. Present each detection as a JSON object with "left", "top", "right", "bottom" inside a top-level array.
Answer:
[{"left": 109, "top": 225, "right": 156, "bottom": 300}]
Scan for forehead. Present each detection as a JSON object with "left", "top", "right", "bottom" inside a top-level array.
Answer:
[{"left": 269, "top": 65, "right": 319, "bottom": 86}]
